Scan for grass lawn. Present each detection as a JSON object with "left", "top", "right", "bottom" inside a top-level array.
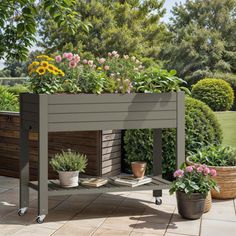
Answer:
[{"left": 215, "top": 111, "right": 236, "bottom": 148}]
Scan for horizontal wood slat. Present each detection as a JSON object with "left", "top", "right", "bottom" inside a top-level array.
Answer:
[
  {"left": 48, "top": 120, "right": 176, "bottom": 132},
  {"left": 48, "top": 102, "right": 176, "bottom": 114},
  {"left": 47, "top": 93, "right": 177, "bottom": 104},
  {"left": 48, "top": 111, "right": 176, "bottom": 123}
]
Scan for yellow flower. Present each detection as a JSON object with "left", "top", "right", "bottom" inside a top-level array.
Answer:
[
  {"left": 32, "top": 61, "right": 39, "bottom": 66},
  {"left": 36, "top": 55, "right": 54, "bottom": 61},
  {"left": 28, "top": 69, "right": 35, "bottom": 75},
  {"left": 58, "top": 69, "right": 65, "bottom": 76},
  {"left": 40, "top": 61, "right": 49, "bottom": 68},
  {"left": 97, "top": 67, "right": 102, "bottom": 70},
  {"left": 36, "top": 66, "right": 46, "bottom": 75}
]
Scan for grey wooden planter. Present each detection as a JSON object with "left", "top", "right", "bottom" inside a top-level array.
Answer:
[{"left": 19, "top": 92, "right": 185, "bottom": 223}]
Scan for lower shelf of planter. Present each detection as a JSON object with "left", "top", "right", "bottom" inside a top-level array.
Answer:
[{"left": 29, "top": 176, "right": 170, "bottom": 197}]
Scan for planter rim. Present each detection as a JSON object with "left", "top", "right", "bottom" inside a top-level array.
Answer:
[
  {"left": 0, "top": 111, "right": 19, "bottom": 116},
  {"left": 186, "top": 156, "right": 236, "bottom": 170},
  {"left": 57, "top": 170, "right": 80, "bottom": 173},
  {"left": 177, "top": 190, "right": 207, "bottom": 196}
]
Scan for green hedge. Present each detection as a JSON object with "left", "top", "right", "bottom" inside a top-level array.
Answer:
[
  {"left": 0, "top": 86, "right": 19, "bottom": 112},
  {"left": 191, "top": 78, "right": 234, "bottom": 111},
  {"left": 123, "top": 96, "right": 223, "bottom": 179}
]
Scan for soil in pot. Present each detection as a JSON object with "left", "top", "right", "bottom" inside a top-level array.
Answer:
[
  {"left": 58, "top": 171, "right": 79, "bottom": 188},
  {"left": 176, "top": 191, "right": 206, "bottom": 220},
  {"left": 131, "top": 162, "right": 147, "bottom": 179}
]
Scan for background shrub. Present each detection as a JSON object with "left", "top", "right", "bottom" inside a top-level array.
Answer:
[
  {"left": 191, "top": 78, "right": 234, "bottom": 111},
  {"left": 123, "top": 96, "right": 223, "bottom": 179},
  {"left": 7, "top": 84, "right": 29, "bottom": 96},
  {"left": 0, "top": 86, "right": 19, "bottom": 112}
]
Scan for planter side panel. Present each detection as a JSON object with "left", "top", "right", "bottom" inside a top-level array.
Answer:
[{"left": 46, "top": 93, "right": 177, "bottom": 132}]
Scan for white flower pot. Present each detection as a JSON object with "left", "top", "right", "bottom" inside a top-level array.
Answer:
[{"left": 58, "top": 171, "right": 79, "bottom": 188}]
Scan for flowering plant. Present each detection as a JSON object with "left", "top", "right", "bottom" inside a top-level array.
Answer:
[
  {"left": 28, "top": 55, "right": 65, "bottom": 94},
  {"left": 169, "top": 164, "right": 219, "bottom": 196}
]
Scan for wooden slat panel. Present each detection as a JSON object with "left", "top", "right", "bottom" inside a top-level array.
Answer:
[
  {"left": 48, "top": 102, "right": 176, "bottom": 114},
  {"left": 20, "top": 93, "right": 39, "bottom": 103},
  {"left": 102, "top": 158, "right": 120, "bottom": 168},
  {"left": 102, "top": 133, "right": 121, "bottom": 142},
  {"left": 102, "top": 130, "right": 121, "bottom": 135},
  {"left": 102, "top": 163, "right": 121, "bottom": 175},
  {"left": 48, "top": 111, "right": 176, "bottom": 123},
  {"left": 102, "top": 145, "right": 121, "bottom": 155},
  {"left": 48, "top": 93, "right": 177, "bottom": 104},
  {"left": 102, "top": 151, "right": 121, "bottom": 161},
  {"left": 21, "top": 103, "right": 39, "bottom": 113},
  {"left": 48, "top": 120, "right": 176, "bottom": 132},
  {"left": 102, "top": 139, "right": 121, "bottom": 148}
]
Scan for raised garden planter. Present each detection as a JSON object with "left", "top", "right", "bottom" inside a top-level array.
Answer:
[
  {"left": 19, "top": 92, "right": 185, "bottom": 223},
  {"left": 0, "top": 112, "right": 121, "bottom": 180}
]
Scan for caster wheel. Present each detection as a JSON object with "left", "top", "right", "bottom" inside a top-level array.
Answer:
[
  {"left": 18, "top": 207, "right": 28, "bottom": 216},
  {"left": 36, "top": 215, "right": 46, "bottom": 224},
  {"left": 155, "top": 198, "right": 162, "bottom": 205}
]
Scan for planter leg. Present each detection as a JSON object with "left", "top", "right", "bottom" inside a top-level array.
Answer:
[
  {"left": 19, "top": 127, "right": 29, "bottom": 213},
  {"left": 153, "top": 129, "right": 162, "bottom": 199}
]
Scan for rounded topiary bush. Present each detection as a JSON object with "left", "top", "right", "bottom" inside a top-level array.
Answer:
[
  {"left": 0, "top": 86, "right": 19, "bottom": 111},
  {"left": 222, "top": 77, "right": 236, "bottom": 111},
  {"left": 123, "top": 96, "right": 223, "bottom": 179},
  {"left": 191, "top": 78, "right": 234, "bottom": 111}
]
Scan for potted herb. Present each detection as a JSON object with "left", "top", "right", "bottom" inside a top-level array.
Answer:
[
  {"left": 50, "top": 149, "right": 88, "bottom": 188},
  {"left": 169, "top": 164, "right": 218, "bottom": 220},
  {"left": 187, "top": 145, "right": 236, "bottom": 199}
]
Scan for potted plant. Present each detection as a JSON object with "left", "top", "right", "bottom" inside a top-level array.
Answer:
[
  {"left": 187, "top": 145, "right": 236, "bottom": 199},
  {"left": 50, "top": 149, "right": 88, "bottom": 188},
  {"left": 169, "top": 164, "right": 218, "bottom": 220},
  {"left": 131, "top": 161, "right": 147, "bottom": 179}
]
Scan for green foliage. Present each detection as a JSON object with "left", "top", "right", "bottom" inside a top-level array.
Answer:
[
  {"left": 124, "top": 97, "right": 223, "bottom": 178},
  {"left": 50, "top": 149, "right": 88, "bottom": 172},
  {"left": 7, "top": 84, "right": 30, "bottom": 95},
  {"left": 39, "top": 0, "right": 167, "bottom": 61},
  {"left": 0, "top": 86, "right": 19, "bottom": 111},
  {"left": 0, "top": 0, "right": 87, "bottom": 61},
  {"left": 161, "top": 0, "right": 236, "bottom": 80},
  {"left": 169, "top": 165, "right": 219, "bottom": 196},
  {"left": 133, "top": 68, "right": 190, "bottom": 94},
  {"left": 189, "top": 145, "right": 236, "bottom": 167},
  {"left": 192, "top": 78, "right": 234, "bottom": 111}
]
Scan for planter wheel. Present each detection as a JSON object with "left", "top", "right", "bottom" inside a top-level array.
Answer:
[
  {"left": 36, "top": 215, "right": 46, "bottom": 224},
  {"left": 18, "top": 207, "right": 28, "bottom": 216},
  {"left": 155, "top": 197, "right": 162, "bottom": 205}
]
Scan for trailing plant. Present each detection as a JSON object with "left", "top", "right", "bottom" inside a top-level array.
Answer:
[
  {"left": 0, "top": 86, "right": 19, "bottom": 111},
  {"left": 192, "top": 78, "right": 234, "bottom": 111},
  {"left": 169, "top": 164, "right": 219, "bottom": 196},
  {"left": 189, "top": 145, "right": 236, "bottom": 167},
  {"left": 50, "top": 149, "right": 88, "bottom": 172},
  {"left": 7, "top": 84, "right": 30, "bottom": 95},
  {"left": 124, "top": 97, "right": 223, "bottom": 179}
]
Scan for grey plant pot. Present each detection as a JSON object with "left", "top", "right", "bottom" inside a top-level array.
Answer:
[
  {"left": 176, "top": 191, "right": 206, "bottom": 220},
  {"left": 58, "top": 171, "right": 79, "bottom": 188}
]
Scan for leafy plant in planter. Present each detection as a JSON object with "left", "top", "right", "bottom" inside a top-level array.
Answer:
[
  {"left": 170, "top": 164, "right": 218, "bottom": 220},
  {"left": 187, "top": 145, "right": 236, "bottom": 199},
  {"left": 50, "top": 149, "right": 88, "bottom": 188}
]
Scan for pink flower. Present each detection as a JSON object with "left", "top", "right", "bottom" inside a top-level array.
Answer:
[
  {"left": 73, "top": 54, "right": 80, "bottom": 63},
  {"left": 69, "top": 60, "right": 77, "bottom": 68},
  {"left": 104, "top": 65, "right": 110, "bottom": 70},
  {"left": 114, "top": 54, "right": 120, "bottom": 58},
  {"left": 108, "top": 52, "right": 112, "bottom": 57},
  {"left": 210, "top": 169, "right": 217, "bottom": 177},
  {"left": 123, "top": 55, "right": 129, "bottom": 60},
  {"left": 63, "top": 52, "right": 68, "bottom": 58},
  {"left": 55, "top": 55, "right": 62, "bottom": 63},
  {"left": 67, "top": 53, "right": 73, "bottom": 61},
  {"left": 186, "top": 166, "right": 193, "bottom": 173},
  {"left": 88, "top": 60, "right": 93, "bottom": 66},
  {"left": 83, "top": 59, "right": 88, "bottom": 64},
  {"left": 197, "top": 166, "right": 203, "bottom": 173},
  {"left": 174, "top": 169, "right": 184, "bottom": 178},
  {"left": 203, "top": 167, "right": 210, "bottom": 175},
  {"left": 112, "top": 50, "right": 118, "bottom": 55},
  {"left": 98, "top": 58, "right": 106, "bottom": 64}
]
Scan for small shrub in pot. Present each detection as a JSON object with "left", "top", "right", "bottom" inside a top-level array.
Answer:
[{"left": 50, "top": 149, "right": 88, "bottom": 188}]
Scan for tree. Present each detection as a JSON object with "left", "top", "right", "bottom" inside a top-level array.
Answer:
[
  {"left": 161, "top": 0, "right": 236, "bottom": 84},
  {"left": 39, "top": 0, "right": 168, "bottom": 63},
  {"left": 0, "top": 0, "right": 87, "bottom": 61}
]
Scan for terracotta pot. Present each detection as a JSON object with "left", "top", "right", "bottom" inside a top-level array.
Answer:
[
  {"left": 131, "top": 161, "right": 147, "bottom": 179},
  {"left": 58, "top": 171, "right": 79, "bottom": 188},
  {"left": 176, "top": 191, "right": 206, "bottom": 220}
]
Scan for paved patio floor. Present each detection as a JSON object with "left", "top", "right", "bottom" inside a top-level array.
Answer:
[{"left": 0, "top": 176, "right": 235, "bottom": 236}]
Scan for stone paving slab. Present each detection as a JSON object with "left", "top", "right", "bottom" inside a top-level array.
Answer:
[{"left": 0, "top": 176, "right": 235, "bottom": 236}]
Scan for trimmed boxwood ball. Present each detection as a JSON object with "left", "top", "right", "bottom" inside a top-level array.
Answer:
[
  {"left": 123, "top": 97, "right": 223, "bottom": 179},
  {"left": 191, "top": 78, "right": 234, "bottom": 111}
]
